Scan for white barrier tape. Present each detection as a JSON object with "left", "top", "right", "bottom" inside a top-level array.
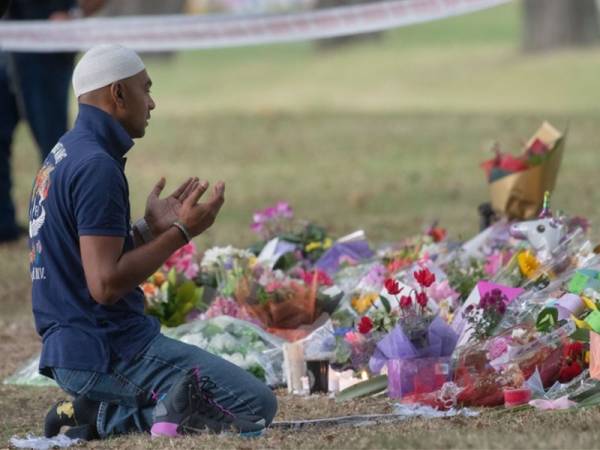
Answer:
[{"left": 0, "top": 0, "right": 510, "bottom": 52}]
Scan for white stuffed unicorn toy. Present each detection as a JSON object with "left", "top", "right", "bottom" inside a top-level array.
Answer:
[{"left": 509, "top": 192, "right": 565, "bottom": 261}]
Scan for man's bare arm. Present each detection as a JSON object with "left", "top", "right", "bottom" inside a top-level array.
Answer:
[
  {"left": 80, "top": 181, "right": 225, "bottom": 305},
  {"left": 81, "top": 227, "right": 186, "bottom": 305}
]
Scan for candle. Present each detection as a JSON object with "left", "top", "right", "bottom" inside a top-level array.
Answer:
[{"left": 504, "top": 387, "right": 532, "bottom": 407}]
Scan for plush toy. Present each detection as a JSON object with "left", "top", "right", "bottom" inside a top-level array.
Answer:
[{"left": 509, "top": 192, "right": 565, "bottom": 260}]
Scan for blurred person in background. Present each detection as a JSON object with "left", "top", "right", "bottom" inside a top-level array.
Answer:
[{"left": 0, "top": 0, "right": 104, "bottom": 243}]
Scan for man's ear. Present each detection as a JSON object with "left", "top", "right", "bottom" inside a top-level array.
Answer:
[{"left": 110, "top": 82, "right": 125, "bottom": 108}]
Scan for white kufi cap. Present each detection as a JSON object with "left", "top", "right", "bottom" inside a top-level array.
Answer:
[{"left": 72, "top": 44, "right": 145, "bottom": 97}]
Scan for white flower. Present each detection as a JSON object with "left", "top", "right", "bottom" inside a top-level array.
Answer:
[
  {"left": 511, "top": 328, "right": 527, "bottom": 340},
  {"left": 200, "top": 246, "right": 254, "bottom": 269},
  {"left": 181, "top": 334, "right": 209, "bottom": 349},
  {"left": 208, "top": 333, "right": 238, "bottom": 354}
]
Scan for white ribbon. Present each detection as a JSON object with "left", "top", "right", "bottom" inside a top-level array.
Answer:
[{"left": 0, "top": 0, "right": 510, "bottom": 52}]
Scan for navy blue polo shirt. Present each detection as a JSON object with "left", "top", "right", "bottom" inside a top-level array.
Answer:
[{"left": 29, "top": 104, "right": 160, "bottom": 376}]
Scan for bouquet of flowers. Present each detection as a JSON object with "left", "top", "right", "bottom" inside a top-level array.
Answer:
[
  {"left": 163, "top": 315, "right": 286, "bottom": 385},
  {"left": 453, "top": 322, "right": 569, "bottom": 406},
  {"left": 143, "top": 243, "right": 205, "bottom": 327},
  {"left": 378, "top": 224, "right": 448, "bottom": 275},
  {"left": 249, "top": 201, "right": 332, "bottom": 265},
  {"left": 367, "top": 268, "right": 458, "bottom": 399},
  {"left": 481, "top": 121, "right": 565, "bottom": 220},
  {"left": 199, "top": 245, "right": 256, "bottom": 297},
  {"left": 234, "top": 266, "right": 319, "bottom": 332}
]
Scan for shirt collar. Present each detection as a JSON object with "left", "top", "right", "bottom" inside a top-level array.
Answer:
[{"left": 74, "top": 104, "right": 134, "bottom": 162}]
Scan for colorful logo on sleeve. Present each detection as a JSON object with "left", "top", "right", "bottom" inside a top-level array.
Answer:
[{"left": 29, "top": 143, "right": 68, "bottom": 281}]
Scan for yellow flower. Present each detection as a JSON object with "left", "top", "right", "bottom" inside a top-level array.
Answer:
[
  {"left": 305, "top": 241, "right": 323, "bottom": 253},
  {"left": 517, "top": 250, "right": 540, "bottom": 279},
  {"left": 323, "top": 238, "right": 333, "bottom": 249},
  {"left": 571, "top": 314, "right": 592, "bottom": 330},
  {"left": 248, "top": 256, "right": 258, "bottom": 268},
  {"left": 582, "top": 296, "right": 598, "bottom": 311},
  {"left": 351, "top": 292, "right": 378, "bottom": 314}
]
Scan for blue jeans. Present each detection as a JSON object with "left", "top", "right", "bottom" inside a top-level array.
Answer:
[{"left": 50, "top": 334, "right": 278, "bottom": 438}]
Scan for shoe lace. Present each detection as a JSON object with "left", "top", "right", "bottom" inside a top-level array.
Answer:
[{"left": 192, "top": 368, "right": 234, "bottom": 420}]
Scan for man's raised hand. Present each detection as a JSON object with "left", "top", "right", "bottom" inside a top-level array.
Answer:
[
  {"left": 177, "top": 181, "right": 225, "bottom": 238},
  {"left": 145, "top": 176, "right": 198, "bottom": 236}
]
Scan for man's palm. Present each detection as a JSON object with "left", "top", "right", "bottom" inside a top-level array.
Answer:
[{"left": 145, "top": 177, "right": 196, "bottom": 236}]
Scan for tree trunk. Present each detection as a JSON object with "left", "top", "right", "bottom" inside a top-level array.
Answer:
[{"left": 522, "top": 0, "right": 600, "bottom": 52}]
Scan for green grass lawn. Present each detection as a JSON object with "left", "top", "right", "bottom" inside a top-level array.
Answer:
[{"left": 3, "top": 2, "right": 600, "bottom": 448}]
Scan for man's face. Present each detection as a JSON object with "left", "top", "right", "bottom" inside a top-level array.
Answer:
[{"left": 115, "top": 69, "right": 155, "bottom": 139}]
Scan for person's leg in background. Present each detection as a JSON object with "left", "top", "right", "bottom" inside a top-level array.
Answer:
[
  {"left": 49, "top": 335, "right": 277, "bottom": 438},
  {"left": 0, "top": 52, "right": 22, "bottom": 242},
  {"left": 11, "top": 52, "right": 74, "bottom": 160}
]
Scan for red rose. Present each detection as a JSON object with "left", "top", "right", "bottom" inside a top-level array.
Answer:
[
  {"left": 358, "top": 316, "right": 373, "bottom": 334},
  {"left": 385, "top": 278, "right": 402, "bottom": 295},
  {"left": 399, "top": 295, "right": 412, "bottom": 309},
  {"left": 414, "top": 268, "right": 435, "bottom": 288},
  {"left": 416, "top": 291, "right": 428, "bottom": 307}
]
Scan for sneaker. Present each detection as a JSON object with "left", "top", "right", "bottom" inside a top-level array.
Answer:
[
  {"left": 185, "top": 374, "right": 265, "bottom": 437},
  {"left": 44, "top": 397, "right": 99, "bottom": 440},
  {"left": 151, "top": 368, "right": 265, "bottom": 438}
]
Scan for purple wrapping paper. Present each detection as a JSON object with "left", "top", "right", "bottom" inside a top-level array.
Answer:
[
  {"left": 314, "top": 240, "right": 373, "bottom": 275},
  {"left": 369, "top": 316, "right": 458, "bottom": 373}
]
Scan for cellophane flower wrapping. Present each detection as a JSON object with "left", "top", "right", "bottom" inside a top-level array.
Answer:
[{"left": 369, "top": 316, "right": 458, "bottom": 398}]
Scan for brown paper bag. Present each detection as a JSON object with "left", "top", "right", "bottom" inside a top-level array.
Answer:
[{"left": 489, "top": 122, "right": 566, "bottom": 220}]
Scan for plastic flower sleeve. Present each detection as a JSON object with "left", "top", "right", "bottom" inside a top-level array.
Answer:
[
  {"left": 163, "top": 315, "right": 286, "bottom": 386},
  {"left": 452, "top": 321, "right": 572, "bottom": 407},
  {"left": 369, "top": 316, "right": 458, "bottom": 374}
]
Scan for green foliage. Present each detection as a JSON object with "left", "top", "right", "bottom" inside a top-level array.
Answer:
[
  {"left": 445, "top": 257, "right": 486, "bottom": 303},
  {"left": 536, "top": 307, "right": 558, "bottom": 333},
  {"left": 146, "top": 272, "right": 205, "bottom": 328},
  {"left": 246, "top": 364, "right": 267, "bottom": 382}
]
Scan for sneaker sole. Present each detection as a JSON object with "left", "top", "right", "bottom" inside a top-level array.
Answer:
[{"left": 151, "top": 422, "right": 180, "bottom": 438}]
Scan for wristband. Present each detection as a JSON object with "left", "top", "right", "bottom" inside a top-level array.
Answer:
[
  {"left": 171, "top": 221, "right": 192, "bottom": 243},
  {"left": 133, "top": 217, "right": 154, "bottom": 244}
]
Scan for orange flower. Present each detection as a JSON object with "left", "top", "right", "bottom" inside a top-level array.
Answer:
[
  {"left": 152, "top": 272, "right": 166, "bottom": 287},
  {"left": 142, "top": 282, "right": 158, "bottom": 297}
]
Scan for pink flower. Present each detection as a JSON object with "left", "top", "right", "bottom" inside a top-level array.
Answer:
[
  {"left": 203, "top": 297, "right": 262, "bottom": 326},
  {"left": 344, "top": 331, "right": 363, "bottom": 346},
  {"left": 301, "top": 269, "right": 333, "bottom": 287},
  {"left": 487, "top": 337, "right": 509, "bottom": 360},
  {"left": 275, "top": 201, "right": 293, "bottom": 219},
  {"left": 265, "top": 281, "right": 283, "bottom": 293},
  {"left": 426, "top": 280, "right": 459, "bottom": 304},
  {"left": 163, "top": 242, "right": 199, "bottom": 279}
]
